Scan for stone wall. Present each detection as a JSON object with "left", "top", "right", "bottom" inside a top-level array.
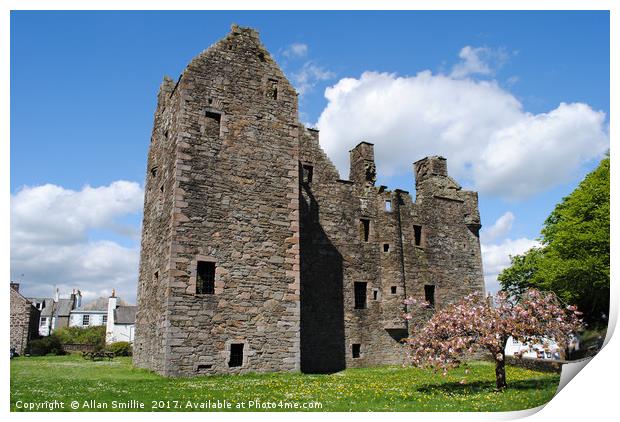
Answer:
[
  {"left": 10, "top": 284, "right": 40, "bottom": 355},
  {"left": 135, "top": 24, "right": 485, "bottom": 377}
]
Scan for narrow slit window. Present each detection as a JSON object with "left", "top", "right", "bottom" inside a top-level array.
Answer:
[
  {"left": 360, "top": 219, "right": 370, "bottom": 242},
  {"left": 196, "top": 261, "right": 215, "bottom": 294},
  {"left": 383, "top": 243, "right": 390, "bottom": 253},
  {"left": 385, "top": 200, "right": 392, "bottom": 212},
  {"left": 391, "top": 286, "right": 397, "bottom": 294},
  {"left": 372, "top": 289, "right": 379, "bottom": 301},
  {"left": 354, "top": 282, "right": 367, "bottom": 309},
  {"left": 352, "top": 344, "right": 361, "bottom": 358},
  {"left": 204, "top": 111, "right": 221, "bottom": 138},
  {"left": 267, "top": 78, "right": 278, "bottom": 100},
  {"left": 228, "top": 343, "right": 244, "bottom": 367},
  {"left": 413, "top": 225, "right": 423, "bottom": 247},
  {"left": 424, "top": 285, "right": 435, "bottom": 307},
  {"left": 302, "top": 164, "right": 313, "bottom": 185},
  {"left": 150, "top": 166, "right": 158, "bottom": 178}
]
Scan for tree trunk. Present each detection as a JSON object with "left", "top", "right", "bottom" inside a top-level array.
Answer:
[{"left": 495, "top": 352, "right": 507, "bottom": 390}]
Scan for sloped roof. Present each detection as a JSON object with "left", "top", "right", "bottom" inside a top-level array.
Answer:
[
  {"left": 77, "top": 296, "right": 130, "bottom": 312},
  {"left": 28, "top": 297, "right": 55, "bottom": 317},
  {"left": 56, "top": 298, "right": 74, "bottom": 317},
  {"left": 114, "top": 306, "right": 137, "bottom": 324}
]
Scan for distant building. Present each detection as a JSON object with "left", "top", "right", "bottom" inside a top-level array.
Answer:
[
  {"left": 106, "top": 291, "right": 137, "bottom": 343},
  {"left": 9, "top": 283, "right": 40, "bottom": 355},
  {"left": 504, "top": 336, "right": 579, "bottom": 360},
  {"left": 24, "top": 288, "right": 136, "bottom": 343}
]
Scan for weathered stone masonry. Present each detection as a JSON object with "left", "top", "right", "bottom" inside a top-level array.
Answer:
[{"left": 134, "top": 25, "right": 485, "bottom": 376}]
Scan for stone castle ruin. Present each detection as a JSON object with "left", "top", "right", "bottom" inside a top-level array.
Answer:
[{"left": 134, "top": 25, "right": 485, "bottom": 376}]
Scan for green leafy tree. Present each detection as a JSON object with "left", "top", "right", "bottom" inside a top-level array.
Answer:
[{"left": 498, "top": 155, "right": 610, "bottom": 324}]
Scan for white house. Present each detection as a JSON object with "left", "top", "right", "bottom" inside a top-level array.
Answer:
[
  {"left": 505, "top": 335, "right": 579, "bottom": 360},
  {"left": 105, "top": 290, "right": 136, "bottom": 343}
]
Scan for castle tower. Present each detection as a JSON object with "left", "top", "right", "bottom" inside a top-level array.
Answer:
[
  {"left": 134, "top": 25, "right": 301, "bottom": 375},
  {"left": 135, "top": 25, "right": 485, "bottom": 377}
]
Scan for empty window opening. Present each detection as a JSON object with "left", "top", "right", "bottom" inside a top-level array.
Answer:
[
  {"left": 413, "top": 225, "right": 423, "bottom": 246},
  {"left": 228, "top": 344, "right": 244, "bottom": 367},
  {"left": 208, "top": 98, "right": 213, "bottom": 105},
  {"left": 150, "top": 166, "right": 158, "bottom": 178},
  {"left": 267, "top": 79, "right": 278, "bottom": 100},
  {"left": 360, "top": 219, "right": 370, "bottom": 242},
  {"left": 302, "top": 164, "right": 313, "bottom": 185},
  {"left": 197, "top": 364, "right": 213, "bottom": 370},
  {"left": 82, "top": 315, "right": 90, "bottom": 326},
  {"left": 383, "top": 243, "right": 390, "bottom": 253},
  {"left": 196, "top": 261, "right": 215, "bottom": 294},
  {"left": 154, "top": 271, "right": 159, "bottom": 283},
  {"left": 391, "top": 286, "right": 397, "bottom": 294},
  {"left": 354, "top": 282, "right": 367, "bottom": 309},
  {"left": 352, "top": 344, "right": 361, "bottom": 358},
  {"left": 372, "top": 289, "right": 379, "bottom": 301},
  {"left": 258, "top": 52, "right": 266, "bottom": 62},
  {"left": 385, "top": 200, "right": 392, "bottom": 212},
  {"left": 164, "top": 130, "right": 169, "bottom": 139},
  {"left": 204, "top": 110, "right": 221, "bottom": 138},
  {"left": 424, "top": 285, "right": 436, "bottom": 307}
]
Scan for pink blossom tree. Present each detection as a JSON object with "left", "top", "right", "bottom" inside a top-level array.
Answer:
[{"left": 403, "top": 289, "right": 583, "bottom": 390}]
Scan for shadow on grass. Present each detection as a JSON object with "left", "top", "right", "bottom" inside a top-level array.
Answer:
[{"left": 416, "top": 377, "right": 559, "bottom": 395}]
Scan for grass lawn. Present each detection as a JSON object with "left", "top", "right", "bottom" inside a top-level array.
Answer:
[{"left": 11, "top": 354, "right": 559, "bottom": 412}]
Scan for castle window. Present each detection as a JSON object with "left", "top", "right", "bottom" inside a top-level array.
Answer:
[
  {"left": 424, "top": 285, "right": 435, "bottom": 307},
  {"left": 352, "top": 344, "right": 361, "bottom": 358},
  {"left": 150, "top": 166, "right": 158, "bottom": 178},
  {"left": 82, "top": 315, "right": 90, "bottom": 326},
  {"left": 164, "top": 130, "right": 169, "bottom": 139},
  {"left": 204, "top": 110, "right": 221, "bottom": 138},
  {"left": 413, "top": 225, "right": 423, "bottom": 247},
  {"left": 385, "top": 200, "right": 392, "bottom": 212},
  {"left": 302, "top": 164, "right": 313, "bottom": 185},
  {"left": 228, "top": 343, "right": 244, "bottom": 367},
  {"left": 258, "top": 52, "right": 266, "bottom": 62},
  {"left": 197, "top": 364, "right": 213, "bottom": 371},
  {"left": 267, "top": 78, "right": 278, "bottom": 100},
  {"left": 372, "top": 288, "right": 379, "bottom": 301},
  {"left": 196, "top": 261, "right": 215, "bottom": 295},
  {"left": 354, "top": 282, "right": 367, "bottom": 309},
  {"left": 383, "top": 243, "right": 390, "bottom": 253},
  {"left": 360, "top": 219, "right": 370, "bottom": 242},
  {"left": 391, "top": 286, "right": 397, "bottom": 294}
]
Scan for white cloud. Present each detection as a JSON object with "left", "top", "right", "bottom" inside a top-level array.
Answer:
[
  {"left": 316, "top": 70, "right": 608, "bottom": 199},
  {"left": 450, "top": 45, "right": 508, "bottom": 79},
  {"left": 480, "top": 213, "right": 539, "bottom": 294},
  {"left": 292, "top": 61, "right": 336, "bottom": 96},
  {"left": 10, "top": 181, "right": 143, "bottom": 303},
  {"left": 480, "top": 211, "right": 514, "bottom": 243},
  {"left": 282, "top": 43, "right": 308, "bottom": 59}
]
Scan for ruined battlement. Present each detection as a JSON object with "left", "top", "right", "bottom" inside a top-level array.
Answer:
[{"left": 134, "top": 26, "right": 485, "bottom": 377}]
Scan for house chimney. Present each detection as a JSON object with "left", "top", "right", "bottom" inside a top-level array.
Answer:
[
  {"left": 106, "top": 291, "right": 118, "bottom": 344},
  {"left": 54, "top": 287, "right": 59, "bottom": 302},
  {"left": 76, "top": 290, "right": 82, "bottom": 308}
]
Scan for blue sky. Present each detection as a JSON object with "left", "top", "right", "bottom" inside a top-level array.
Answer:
[{"left": 10, "top": 11, "right": 609, "bottom": 302}]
